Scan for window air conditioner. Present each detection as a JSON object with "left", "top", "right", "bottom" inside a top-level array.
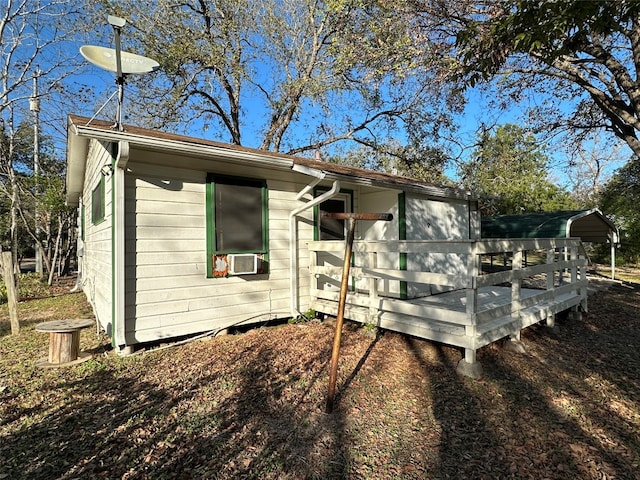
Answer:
[{"left": 228, "top": 254, "right": 259, "bottom": 275}]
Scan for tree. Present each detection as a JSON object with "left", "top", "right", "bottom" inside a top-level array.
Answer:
[
  {"left": 455, "top": 1, "right": 640, "bottom": 158},
  {"left": 600, "top": 157, "right": 640, "bottom": 264},
  {"left": 563, "top": 134, "right": 627, "bottom": 208},
  {"left": 460, "top": 124, "right": 575, "bottom": 215},
  {"left": 88, "top": 0, "right": 464, "bottom": 161},
  {"left": 1, "top": 0, "right": 87, "bottom": 268},
  {"left": 331, "top": 141, "right": 453, "bottom": 185}
]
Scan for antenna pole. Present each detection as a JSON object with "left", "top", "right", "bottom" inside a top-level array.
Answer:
[{"left": 108, "top": 15, "right": 126, "bottom": 131}]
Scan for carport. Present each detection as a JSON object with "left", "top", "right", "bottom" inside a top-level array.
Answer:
[{"left": 481, "top": 209, "right": 620, "bottom": 279}]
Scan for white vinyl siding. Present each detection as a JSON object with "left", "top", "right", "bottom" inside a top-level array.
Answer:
[
  {"left": 122, "top": 159, "right": 316, "bottom": 344},
  {"left": 81, "top": 140, "right": 113, "bottom": 333},
  {"left": 405, "top": 194, "right": 471, "bottom": 296}
]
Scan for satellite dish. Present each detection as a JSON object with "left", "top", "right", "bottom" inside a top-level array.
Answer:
[
  {"left": 80, "top": 45, "right": 159, "bottom": 75},
  {"left": 80, "top": 15, "right": 160, "bottom": 131}
]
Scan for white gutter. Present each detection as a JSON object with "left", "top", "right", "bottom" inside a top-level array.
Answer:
[
  {"left": 70, "top": 122, "right": 293, "bottom": 169},
  {"left": 113, "top": 140, "right": 129, "bottom": 351},
  {"left": 289, "top": 165, "right": 340, "bottom": 318}
]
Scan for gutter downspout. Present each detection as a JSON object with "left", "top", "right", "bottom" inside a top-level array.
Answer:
[
  {"left": 289, "top": 166, "right": 340, "bottom": 318},
  {"left": 113, "top": 140, "right": 129, "bottom": 351}
]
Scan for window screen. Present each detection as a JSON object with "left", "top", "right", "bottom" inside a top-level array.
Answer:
[
  {"left": 215, "top": 180, "right": 264, "bottom": 251},
  {"left": 91, "top": 176, "right": 105, "bottom": 224},
  {"left": 208, "top": 175, "right": 267, "bottom": 254}
]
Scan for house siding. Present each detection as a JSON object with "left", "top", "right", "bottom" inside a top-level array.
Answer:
[
  {"left": 122, "top": 157, "right": 316, "bottom": 344},
  {"left": 359, "top": 189, "right": 401, "bottom": 296},
  {"left": 406, "top": 194, "right": 471, "bottom": 296},
  {"left": 81, "top": 140, "right": 113, "bottom": 334}
]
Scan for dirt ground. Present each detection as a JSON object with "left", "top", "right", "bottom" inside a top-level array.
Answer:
[{"left": 1, "top": 277, "right": 639, "bottom": 479}]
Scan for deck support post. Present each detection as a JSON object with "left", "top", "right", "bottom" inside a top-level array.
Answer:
[
  {"left": 545, "top": 313, "right": 557, "bottom": 329},
  {"left": 504, "top": 335, "right": 527, "bottom": 354},
  {"left": 542, "top": 248, "right": 561, "bottom": 334},
  {"left": 457, "top": 244, "right": 482, "bottom": 379},
  {"left": 511, "top": 248, "right": 523, "bottom": 333},
  {"left": 367, "top": 252, "right": 379, "bottom": 325}
]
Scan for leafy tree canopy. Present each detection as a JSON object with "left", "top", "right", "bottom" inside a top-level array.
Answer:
[
  {"left": 455, "top": 1, "right": 640, "bottom": 158},
  {"left": 90, "top": 0, "right": 463, "bottom": 162},
  {"left": 460, "top": 123, "right": 575, "bottom": 215},
  {"left": 600, "top": 156, "right": 640, "bottom": 263}
]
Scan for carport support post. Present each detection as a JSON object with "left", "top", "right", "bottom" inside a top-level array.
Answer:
[{"left": 325, "top": 212, "right": 392, "bottom": 414}]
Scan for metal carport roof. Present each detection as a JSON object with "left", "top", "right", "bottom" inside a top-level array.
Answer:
[
  {"left": 481, "top": 209, "right": 620, "bottom": 279},
  {"left": 481, "top": 209, "right": 619, "bottom": 243}
]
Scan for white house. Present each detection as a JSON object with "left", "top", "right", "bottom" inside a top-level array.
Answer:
[{"left": 66, "top": 114, "right": 480, "bottom": 356}]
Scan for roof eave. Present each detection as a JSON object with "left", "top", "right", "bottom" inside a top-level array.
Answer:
[
  {"left": 65, "top": 121, "right": 89, "bottom": 207},
  {"left": 70, "top": 121, "right": 295, "bottom": 170}
]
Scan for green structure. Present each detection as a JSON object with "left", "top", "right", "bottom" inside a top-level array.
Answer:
[{"left": 481, "top": 209, "right": 620, "bottom": 278}]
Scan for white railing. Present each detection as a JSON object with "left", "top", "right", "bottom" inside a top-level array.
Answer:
[{"left": 308, "top": 238, "right": 588, "bottom": 334}]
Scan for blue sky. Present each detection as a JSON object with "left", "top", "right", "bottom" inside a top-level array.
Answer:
[{"left": 5, "top": 6, "right": 629, "bottom": 193}]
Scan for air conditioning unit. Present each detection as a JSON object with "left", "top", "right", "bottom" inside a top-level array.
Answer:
[{"left": 228, "top": 254, "right": 259, "bottom": 275}]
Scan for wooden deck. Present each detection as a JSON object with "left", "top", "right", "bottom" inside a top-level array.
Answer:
[{"left": 308, "top": 238, "right": 588, "bottom": 377}]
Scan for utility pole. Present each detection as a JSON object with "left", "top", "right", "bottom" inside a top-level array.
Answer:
[{"left": 30, "top": 70, "right": 42, "bottom": 276}]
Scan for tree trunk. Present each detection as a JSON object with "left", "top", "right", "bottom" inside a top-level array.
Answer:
[
  {"left": 47, "top": 216, "right": 63, "bottom": 286},
  {"left": 1, "top": 251, "right": 19, "bottom": 335}
]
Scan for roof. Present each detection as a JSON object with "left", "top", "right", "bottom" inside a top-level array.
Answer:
[
  {"left": 481, "top": 210, "right": 619, "bottom": 243},
  {"left": 66, "top": 114, "right": 473, "bottom": 206}
]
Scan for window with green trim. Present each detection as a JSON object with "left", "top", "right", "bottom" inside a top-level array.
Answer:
[
  {"left": 314, "top": 190, "right": 353, "bottom": 241},
  {"left": 91, "top": 175, "right": 105, "bottom": 224},
  {"left": 207, "top": 174, "right": 269, "bottom": 275}
]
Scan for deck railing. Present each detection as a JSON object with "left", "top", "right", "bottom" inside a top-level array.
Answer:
[{"left": 308, "top": 238, "right": 588, "bottom": 339}]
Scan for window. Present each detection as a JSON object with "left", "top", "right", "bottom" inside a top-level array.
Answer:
[
  {"left": 207, "top": 174, "right": 268, "bottom": 276},
  {"left": 91, "top": 175, "right": 105, "bottom": 224},
  {"left": 315, "top": 191, "right": 353, "bottom": 241}
]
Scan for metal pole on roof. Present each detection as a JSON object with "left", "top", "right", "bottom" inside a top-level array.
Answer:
[
  {"left": 325, "top": 212, "right": 392, "bottom": 414},
  {"left": 108, "top": 15, "right": 126, "bottom": 131}
]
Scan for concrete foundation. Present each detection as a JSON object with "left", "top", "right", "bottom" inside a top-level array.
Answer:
[{"left": 456, "top": 358, "right": 483, "bottom": 379}]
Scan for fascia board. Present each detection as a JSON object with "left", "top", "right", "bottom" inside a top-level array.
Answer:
[
  {"left": 320, "top": 171, "right": 474, "bottom": 201},
  {"left": 71, "top": 123, "right": 294, "bottom": 170},
  {"left": 65, "top": 126, "right": 89, "bottom": 206}
]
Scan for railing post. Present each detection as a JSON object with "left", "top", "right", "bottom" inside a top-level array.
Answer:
[
  {"left": 511, "top": 249, "right": 523, "bottom": 335},
  {"left": 457, "top": 241, "right": 482, "bottom": 379},
  {"left": 570, "top": 244, "right": 578, "bottom": 285},
  {"left": 465, "top": 242, "right": 479, "bottom": 332},
  {"left": 570, "top": 243, "right": 587, "bottom": 314},
  {"left": 544, "top": 247, "right": 556, "bottom": 328},
  {"left": 580, "top": 246, "right": 588, "bottom": 313},
  {"left": 309, "top": 244, "right": 318, "bottom": 304},
  {"left": 368, "top": 251, "right": 379, "bottom": 324},
  {"left": 546, "top": 248, "right": 555, "bottom": 291}
]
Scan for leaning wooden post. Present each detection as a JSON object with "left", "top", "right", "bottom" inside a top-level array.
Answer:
[
  {"left": 324, "top": 212, "right": 392, "bottom": 414},
  {"left": 1, "top": 251, "right": 19, "bottom": 335}
]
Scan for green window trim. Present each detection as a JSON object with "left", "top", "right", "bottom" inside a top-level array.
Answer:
[
  {"left": 398, "top": 192, "right": 407, "bottom": 300},
  {"left": 206, "top": 174, "right": 269, "bottom": 277}
]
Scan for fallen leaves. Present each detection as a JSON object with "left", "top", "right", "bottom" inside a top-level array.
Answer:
[{"left": 1, "top": 281, "right": 640, "bottom": 479}]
